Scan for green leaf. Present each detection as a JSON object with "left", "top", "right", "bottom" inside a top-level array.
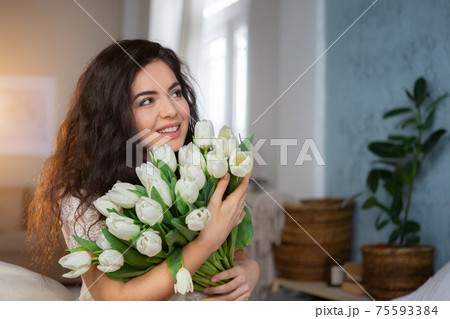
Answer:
[
  {"left": 167, "top": 248, "right": 183, "bottom": 283},
  {"left": 107, "top": 263, "right": 153, "bottom": 278},
  {"left": 397, "top": 117, "right": 417, "bottom": 129},
  {"left": 403, "top": 220, "right": 421, "bottom": 234},
  {"left": 152, "top": 223, "right": 168, "bottom": 251},
  {"left": 175, "top": 191, "right": 189, "bottom": 216},
  {"left": 382, "top": 107, "right": 412, "bottom": 119},
  {"left": 235, "top": 206, "right": 254, "bottom": 249},
  {"left": 422, "top": 129, "right": 446, "bottom": 154},
  {"left": 150, "top": 186, "right": 173, "bottom": 223},
  {"left": 165, "top": 229, "right": 188, "bottom": 254},
  {"left": 66, "top": 247, "right": 89, "bottom": 252},
  {"left": 390, "top": 191, "right": 403, "bottom": 216},
  {"left": 421, "top": 108, "right": 436, "bottom": 131},
  {"left": 413, "top": 77, "right": 427, "bottom": 101},
  {"left": 366, "top": 170, "right": 379, "bottom": 193},
  {"left": 238, "top": 134, "right": 254, "bottom": 152},
  {"left": 388, "top": 229, "right": 400, "bottom": 245},
  {"left": 171, "top": 217, "right": 198, "bottom": 241},
  {"left": 406, "top": 234, "right": 420, "bottom": 245},
  {"left": 425, "top": 93, "right": 448, "bottom": 113},
  {"left": 405, "top": 89, "right": 415, "bottom": 101},
  {"left": 105, "top": 273, "right": 131, "bottom": 282},
  {"left": 101, "top": 229, "right": 149, "bottom": 269},
  {"left": 368, "top": 142, "right": 406, "bottom": 158},
  {"left": 362, "top": 197, "right": 377, "bottom": 209},
  {"left": 72, "top": 235, "right": 101, "bottom": 253},
  {"left": 375, "top": 214, "right": 389, "bottom": 231}
]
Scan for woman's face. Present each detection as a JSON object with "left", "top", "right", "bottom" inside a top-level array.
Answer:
[{"left": 131, "top": 59, "right": 190, "bottom": 152}]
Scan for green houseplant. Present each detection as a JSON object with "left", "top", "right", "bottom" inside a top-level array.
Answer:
[{"left": 358, "top": 77, "right": 448, "bottom": 300}]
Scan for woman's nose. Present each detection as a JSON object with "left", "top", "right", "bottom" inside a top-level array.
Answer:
[{"left": 159, "top": 95, "right": 178, "bottom": 118}]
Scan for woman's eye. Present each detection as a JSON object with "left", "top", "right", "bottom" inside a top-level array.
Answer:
[
  {"left": 171, "top": 89, "right": 182, "bottom": 98},
  {"left": 139, "top": 98, "right": 154, "bottom": 106}
]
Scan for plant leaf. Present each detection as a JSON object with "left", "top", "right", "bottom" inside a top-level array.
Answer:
[
  {"left": 72, "top": 235, "right": 101, "bottom": 253},
  {"left": 101, "top": 229, "right": 149, "bottom": 269},
  {"left": 388, "top": 229, "right": 400, "bottom": 245},
  {"left": 375, "top": 214, "right": 389, "bottom": 231},
  {"left": 366, "top": 170, "right": 379, "bottom": 193},
  {"left": 362, "top": 197, "right": 377, "bottom": 209},
  {"left": 235, "top": 206, "right": 254, "bottom": 249},
  {"left": 403, "top": 220, "right": 421, "bottom": 234},
  {"left": 414, "top": 77, "right": 427, "bottom": 101},
  {"left": 422, "top": 129, "right": 446, "bottom": 154},
  {"left": 368, "top": 142, "right": 406, "bottom": 158},
  {"left": 425, "top": 93, "right": 448, "bottom": 113},
  {"left": 167, "top": 248, "right": 183, "bottom": 283},
  {"left": 171, "top": 217, "right": 198, "bottom": 241},
  {"left": 383, "top": 107, "right": 412, "bottom": 119}
]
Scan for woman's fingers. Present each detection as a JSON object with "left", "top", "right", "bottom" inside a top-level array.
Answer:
[{"left": 209, "top": 172, "right": 230, "bottom": 205}]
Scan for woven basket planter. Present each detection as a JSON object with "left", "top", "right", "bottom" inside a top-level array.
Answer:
[
  {"left": 274, "top": 198, "right": 353, "bottom": 281},
  {"left": 361, "top": 244, "right": 434, "bottom": 300}
]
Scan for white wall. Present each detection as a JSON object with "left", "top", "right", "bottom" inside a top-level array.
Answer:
[
  {"left": 0, "top": 0, "right": 123, "bottom": 187},
  {"left": 247, "top": 0, "right": 325, "bottom": 198}
]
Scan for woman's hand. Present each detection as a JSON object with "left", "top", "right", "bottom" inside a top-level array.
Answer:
[
  {"left": 203, "top": 249, "right": 259, "bottom": 301},
  {"left": 198, "top": 173, "right": 250, "bottom": 251}
]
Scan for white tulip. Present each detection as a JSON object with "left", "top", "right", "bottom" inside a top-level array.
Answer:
[
  {"left": 106, "top": 181, "right": 140, "bottom": 209},
  {"left": 185, "top": 208, "right": 211, "bottom": 231},
  {"left": 136, "top": 231, "right": 162, "bottom": 257},
  {"left": 229, "top": 148, "right": 253, "bottom": 177},
  {"left": 180, "top": 164, "right": 206, "bottom": 190},
  {"left": 93, "top": 195, "right": 122, "bottom": 217},
  {"left": 194, "top": 119, "right": 215, "bottom": 150},
  {"left": 135, "top": 162, "right": 160, "bottom": 189},
  {"left": 135, "top": 196, "right": 164, "bottom": 225},
  {"left": 105, "top": 213, "right": 141, "bottom": 241},
  {"left": 146, "top": 179, "right": 173, "bottom": 207},
  {"left": 206, "top": 149, "right": 228, "bottom": 179},
  {"left": 174, "top": 267, "right": 194, "bottom": 295},
  {"left": 175, "top": 175, "right": 199, "bottom": 204},
  {"left": 58, "top": 251, "right": 92, "bottom": 278},
  {"left": 152, "top": 144, "right": 177, "bottom": 172},
  {"left": 97, "top": 249, "right": 124, "bottom": 273},
  {"left": 218, "top": 125, "right": 234, "bottom": 140},
  {"left": 178, "top": 142, "right": 206, "bottom": 170},
  {"left": 212, "top": 137, "right": 239, "bottom": 158},
  {"left": 95, "top": 232, "right": 112, "bottom": 250}
]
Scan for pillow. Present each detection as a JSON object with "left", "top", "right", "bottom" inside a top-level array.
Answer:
[{"left": 0, "top": 261, "right": 75, "bottom": 301}]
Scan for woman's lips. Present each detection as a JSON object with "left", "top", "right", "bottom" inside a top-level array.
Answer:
[{"left": 157, "top": 125, "right": 181, "bottom": 139}]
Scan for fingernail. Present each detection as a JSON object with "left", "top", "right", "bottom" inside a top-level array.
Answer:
[
  {"left": 211, "top": 277, "right": 216, "bottom": 283},
  {"left": 224, "top": 173, "right": 230, "bottom": 180}
]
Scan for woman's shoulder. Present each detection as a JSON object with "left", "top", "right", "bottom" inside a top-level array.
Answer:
[{"left": 60, "top": 193, "right": 105, "bottom": 249}]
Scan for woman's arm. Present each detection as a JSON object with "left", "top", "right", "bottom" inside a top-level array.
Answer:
[{"left": 82, "top": 235, "right": 217, "bottom": 300}]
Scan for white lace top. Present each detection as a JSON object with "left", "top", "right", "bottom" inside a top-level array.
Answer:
[{"left": 60, "top": 194, "right": 208, "bottom": 301}]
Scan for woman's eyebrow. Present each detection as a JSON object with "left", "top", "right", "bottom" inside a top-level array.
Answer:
[{"left": 132, "top": 82, "right": 180, "bottom": 101}]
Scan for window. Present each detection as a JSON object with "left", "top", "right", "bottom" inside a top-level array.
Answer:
[{"left": 199, "top": 0, "right": 249, "bottom": 137}]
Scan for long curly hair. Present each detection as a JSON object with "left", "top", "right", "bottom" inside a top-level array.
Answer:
[{"left": 26, "top": 39, "right": 200, "bottom": 275}]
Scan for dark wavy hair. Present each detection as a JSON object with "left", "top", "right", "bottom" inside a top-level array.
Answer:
[{"left": 26, "top": 39, "right": 200, "bottom": 274}]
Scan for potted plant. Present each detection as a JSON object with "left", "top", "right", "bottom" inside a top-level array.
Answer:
[{"left": 358, "top": 77, "right": 448, "bottom": 300}]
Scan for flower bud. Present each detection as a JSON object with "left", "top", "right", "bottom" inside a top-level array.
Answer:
[
  {"left": 97, "top": 249, "right": 124, "bottom": 273},
  {"left": 175, "top": 175, "right": 199, "bottom": 204},
  {"left": 135, "top": 196, "right": 164, "bottom": 225},
  {"left": 95, "top": 232, "right": 112, "bottom": 250},
  {"left": 194, "top": 119, "right": 215, "bottom": 150},
  {"left": 174, "top": 267, "right": 194, "bottom": 295},
  {"left": 136, "top": 230, "right": 162, "bottom": 257},
  {"left": 185, "top": 208, "right": 211, "bottom": 231},
  {"left": 93, "top": 195, "right": 122, "bottom": 217},
  {"left": 178, "top": 142, "right": 206, "bottom": 170},
  {"left": 180, "top": 164, "right": 206, "bottom": 190},
  {"left": 152, "top": 144, "right": 177, "bottom": 172},
  {"left": 58, "top": 251, "right": 91, "bottom": 278},
  {"left": 106, "top": 181, "right": 140, "bottom": 209},
  {"left": 229, "top": 148, "right": 253, "bottom": 177},
  {"left": 206, "top": 149, "right": 228, "bottom": 179},
  {"left": 105, "top": 213, "right": 141, "bottom": 241}
]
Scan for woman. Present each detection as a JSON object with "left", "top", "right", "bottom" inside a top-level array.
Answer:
[{"left": 26, "top": 39, "right": 259, "bottom": 301}]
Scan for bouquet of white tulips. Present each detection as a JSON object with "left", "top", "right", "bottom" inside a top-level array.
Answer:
[{"left": 59, "top": 120, "right": 254, "bottom": 295}]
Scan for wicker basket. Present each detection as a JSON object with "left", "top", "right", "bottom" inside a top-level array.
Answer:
[
  {"left": 274, "top": 198, "right": 353, "bottom": 281},
  {"left": 361, "top": 245, "right": 434, "bottom": 300}
]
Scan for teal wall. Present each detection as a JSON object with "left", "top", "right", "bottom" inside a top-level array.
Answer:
[{"left": 324, "top": 0, "right": 450, "bottom": 271}]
